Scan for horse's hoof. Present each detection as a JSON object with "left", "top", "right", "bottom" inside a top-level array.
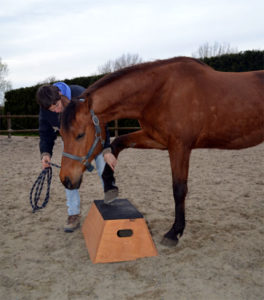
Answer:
[{"left": 160, "top": 237, "right": 179, "bottom": 247}]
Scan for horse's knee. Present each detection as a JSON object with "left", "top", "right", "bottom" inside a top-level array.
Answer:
[{"left": 111, "top": 138, "right": 123, "bottom": 157}]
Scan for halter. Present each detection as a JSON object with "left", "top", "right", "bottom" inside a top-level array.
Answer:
[{"left": 62, "top": 109, "right": 105, "bottom": 172}]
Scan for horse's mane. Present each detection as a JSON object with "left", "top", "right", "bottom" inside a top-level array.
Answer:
[
  {"left": 84, "top": 56, "right": 207, "bottom": 97},
  {"left": 61, "top": 57, "right": 207, "bottom": 130},
  {"left": 61, "top": 99, "right": 80, "bottom": 131}
]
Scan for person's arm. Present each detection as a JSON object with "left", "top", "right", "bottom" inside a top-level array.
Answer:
[
  {"left": 102, "top": 125, "right": 117, "bottom": 171},
  {"left": 39, "top": 109, "right": 57, "bottom": 168}
]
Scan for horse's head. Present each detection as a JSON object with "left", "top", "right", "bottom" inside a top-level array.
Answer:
[{"left": 59, "top": 99, "right": 105, "bottom": 189}]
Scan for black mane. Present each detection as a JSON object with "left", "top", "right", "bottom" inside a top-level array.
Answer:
[
  {"left": 84, "top": 56, "right": 206, "bottom": 96},
  {"left": 61, "top": 57, "right": 207, "bottom": 129},
  {"left": 61, "top": 99, "right": 80, "bottom": 131}
]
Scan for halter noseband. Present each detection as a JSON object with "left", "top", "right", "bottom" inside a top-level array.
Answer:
[{"left": 62, "top": 109, "right": 105, "bottom": 172}]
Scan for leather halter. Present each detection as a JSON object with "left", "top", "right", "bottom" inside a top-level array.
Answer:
[{"left": 62, "top": 109, "right": 104, "bottom": 172}]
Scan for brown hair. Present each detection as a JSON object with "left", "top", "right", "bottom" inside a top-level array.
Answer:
[{"left": 36, "top": 85, "right": 61, "bottom": 110}]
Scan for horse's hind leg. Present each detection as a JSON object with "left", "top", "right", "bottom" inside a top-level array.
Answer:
[{"left": 162, "top": 143, "right": 191, "bottom": 246}]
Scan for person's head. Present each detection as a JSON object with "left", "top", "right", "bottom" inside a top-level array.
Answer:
[{"left": 36, "top": 85, "right": 64, "bottom": 113}]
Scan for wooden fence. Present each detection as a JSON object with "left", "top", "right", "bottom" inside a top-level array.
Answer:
[{"left": 0, "top": 113, "right": 140, "bottom": 138}]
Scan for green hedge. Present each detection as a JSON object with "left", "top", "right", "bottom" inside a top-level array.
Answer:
[
  {"left": 4, "top": 74, "right": 103, "bottom": 116},
  {"left": 1, "top": 50, "right": 263, "bottom": 132},
  {"left": 3, "top": 86, "right": 40, "bottom": 130},
  {"left": 1, "top": 75, "right": 103, "bottom": 131},
  {"left": 202, "top": 50, "right": 264, "bottom": 71}
]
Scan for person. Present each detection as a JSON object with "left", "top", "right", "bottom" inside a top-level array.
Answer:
[{"left": 36, "top": 82, "right": 118, "bottom": 232}]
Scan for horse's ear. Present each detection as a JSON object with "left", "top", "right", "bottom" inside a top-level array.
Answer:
[{"left": 61, "top": 95, "right": 70, "bottom": 108}]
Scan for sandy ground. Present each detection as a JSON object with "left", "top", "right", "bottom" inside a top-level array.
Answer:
[{"left": 0, "top": 135, "right": 263, "bottom": 300}]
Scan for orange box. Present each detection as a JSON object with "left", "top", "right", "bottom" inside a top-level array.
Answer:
[{"left": 82, "top": 199, "right": 158, "bottom": 263}]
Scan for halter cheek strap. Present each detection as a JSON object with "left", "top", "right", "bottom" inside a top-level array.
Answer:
[{"left": 62, "top": 109, "right": 105, "bottom": 172}]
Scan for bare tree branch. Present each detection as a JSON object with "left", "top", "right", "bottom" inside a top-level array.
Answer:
[
  {"left": 0, "top": 57, "right": 12, "bottom": 105},
  {"left": 192, "top": 42, "right": 238, "bottom": 59},
  {"left": 37, "top": 76, "right": 57, "bottom": 85},
  {"left": 98, "top": 53, "right": 143, "bottom": 74}
]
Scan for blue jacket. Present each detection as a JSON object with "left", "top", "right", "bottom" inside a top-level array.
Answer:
[{"left": 39, "top": 83, "right": 110, "bottom": 157}]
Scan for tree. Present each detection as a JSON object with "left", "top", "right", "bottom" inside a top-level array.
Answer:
[
  {"left": 98, "top": 53, "right": 143, "bottom": 74},
  {"left": 192, "top": 42, "right": 238, "bottom": 59},
  {"left": 0, "top": 57, "right": 12, "bottom": 106},
  {"left": 37, "top": 76, "right": 57, "bottom": 85}
]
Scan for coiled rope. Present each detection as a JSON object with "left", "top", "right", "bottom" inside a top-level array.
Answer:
[{"left": 30, "top": 163, "right": 60, "bottom": 213}]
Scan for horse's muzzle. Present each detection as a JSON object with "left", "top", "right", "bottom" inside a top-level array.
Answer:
[{"left": 62, "top": 176, "right": 82, "bottom": 190}]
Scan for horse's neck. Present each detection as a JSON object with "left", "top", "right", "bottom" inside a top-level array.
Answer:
[{"left": 91, "top": 73, "right": 158, "bottom": 122}]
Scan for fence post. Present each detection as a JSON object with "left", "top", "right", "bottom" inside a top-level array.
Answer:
[
  {"left": 7, "top": 112, "right": 11, "bottom": 138},
  {"left": 114, "top": 120, "right": 118, "bottom": 137}
]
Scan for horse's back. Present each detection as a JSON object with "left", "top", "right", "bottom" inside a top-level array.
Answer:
[{"left": 148, "top": 63, "right": 264, "bottom": 150}]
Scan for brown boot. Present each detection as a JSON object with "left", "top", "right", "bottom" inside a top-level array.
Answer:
[{"left": 64, "top": 214, "right": 81, "bottom": 232}]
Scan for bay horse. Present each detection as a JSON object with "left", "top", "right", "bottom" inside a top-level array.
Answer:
[{"left": 59, "top": 56, "right": 264, "bottom": 246}]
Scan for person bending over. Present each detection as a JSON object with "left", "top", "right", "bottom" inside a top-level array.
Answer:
[{"left": 36, "top": 82, "right": 118, "bottom": 232}]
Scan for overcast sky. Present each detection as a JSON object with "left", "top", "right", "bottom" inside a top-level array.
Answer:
[{"left": 1, "top": 0, "right": 263, "bottom": 92}]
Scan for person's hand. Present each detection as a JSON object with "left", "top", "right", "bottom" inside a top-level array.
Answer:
[
  {"left": 104, "top": 152, "right": 117, "bottom": 171},
  {"left": 41, "top": 155, "right": 51, "bottom": 169}
]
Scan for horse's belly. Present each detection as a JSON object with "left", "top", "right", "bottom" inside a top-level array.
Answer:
[{"left": 196, "top": 127, "right": 264, "bottom": 150}]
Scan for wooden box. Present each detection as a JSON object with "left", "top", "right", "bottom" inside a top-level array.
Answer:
[{"left": 82, "top": 199, "right": 158, "bottom": 263}]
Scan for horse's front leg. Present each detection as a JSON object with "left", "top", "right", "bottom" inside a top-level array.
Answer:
[
  {"left": 162, "top": 142, "right": 191, "bottom": 246},
  {"left": 102, "top": 130, "right": 166, "bottom": 198},
  {"left": 110, "top": 129, "right": 166, "bottom": 158}
]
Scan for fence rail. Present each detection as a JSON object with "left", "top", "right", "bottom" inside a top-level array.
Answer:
[{"left": 0, "top": 113, "right": 140, "bottom": 138}]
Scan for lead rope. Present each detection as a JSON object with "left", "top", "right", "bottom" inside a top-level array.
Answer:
[{"left": 30, "top": 162, "right": 61, "bottom": 213}]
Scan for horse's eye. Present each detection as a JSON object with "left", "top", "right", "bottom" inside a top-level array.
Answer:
[{"left": 76, "top": 133, "right": 85, "bottom": 140}]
